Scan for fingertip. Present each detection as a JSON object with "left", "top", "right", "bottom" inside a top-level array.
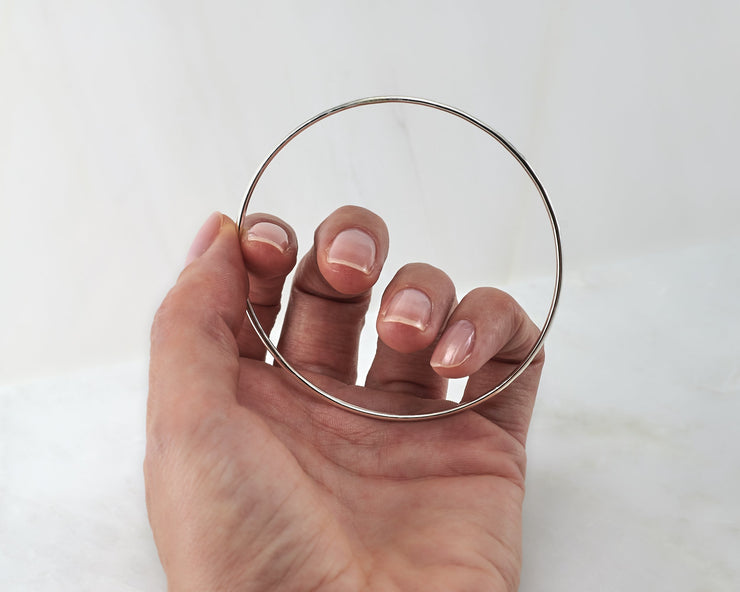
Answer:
[
  {"left": 321, "top": 227, "right": 380, "bottom": 294},
  {"left": 247, "top": 221, "right": 290, "bottom": 252},
  {"left": 174, "top": 213, "right": 247, "bottom": 334},
  {"left": 326, "top": 228, "right": 377, "bottom": 274},
  {"left": 430, "top": 319, "right": 476, "bottom": 378},
  {"left": 240, "top": 214, "right": 298, "bottom": 278},
  {"left": 316, "top": 206, "right": 389, "bottom": 296},
  {"left": 185, "top": 211, "right": 225, "bottom": 267},
  {"left": 376, "top": 287, "right": 434, "bottom": 353},
  {"left": 429, "top": 287, "right": 540, "bottom": 379},
  {"left": 375, "top": 263, "right": 456, "bottom": 354}
]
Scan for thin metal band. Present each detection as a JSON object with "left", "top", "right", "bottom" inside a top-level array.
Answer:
[{"left": 238, "top": 96, "right": 563, "bottom": 421}]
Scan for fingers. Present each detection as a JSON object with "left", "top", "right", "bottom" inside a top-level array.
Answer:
[
  {"left": 302, "top": 205, "right": 390, "bottom": 296},
  {"left": 148, "top": 213, "right": 246, "bottom": 440},
  {"left": 430, "top": 288, "right": 541, "bottom": 378},
  {"left": 278, "top": 206, "right": 389, "bottom": 384},
  {"left": 430, "top": 287, "right": 544, "bottom": 443},
  {"left": 365, "top": 264, "right": 456, "bottom": 398},
  {"left": 238, "top": 214, "right": 298, "bottom": 359}
]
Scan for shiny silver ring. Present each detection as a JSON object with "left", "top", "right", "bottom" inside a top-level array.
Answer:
[{"left": 238, "top": 96, "right": 562, "bottom": 421}]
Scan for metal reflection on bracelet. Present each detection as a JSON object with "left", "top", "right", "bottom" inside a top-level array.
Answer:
[{"left": 237, "top": 96, "right": 562, "bottom": 421}]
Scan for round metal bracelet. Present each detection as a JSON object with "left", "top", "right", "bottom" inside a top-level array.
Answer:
[{"left": 237, "top": 96, "right": 563, "bottom": 421}]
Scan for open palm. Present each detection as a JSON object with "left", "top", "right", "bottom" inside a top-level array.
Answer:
[{"left": 146, "top": 208, "right": 544, "bottom": 591}]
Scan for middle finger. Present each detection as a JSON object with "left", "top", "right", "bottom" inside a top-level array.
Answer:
[{"left": 277, "top": 206, "right": 389, "bottom": 384}]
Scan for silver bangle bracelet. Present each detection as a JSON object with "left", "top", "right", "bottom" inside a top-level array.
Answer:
[{"left": 237, "top": 96, "right": 562, "bottom": 421}]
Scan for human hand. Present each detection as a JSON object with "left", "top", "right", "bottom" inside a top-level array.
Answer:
[{"left": 145, "top": 207, "right": 544, "bottom": 591}]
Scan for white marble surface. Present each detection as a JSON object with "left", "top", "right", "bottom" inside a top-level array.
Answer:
[
  {"left": 522, "top": 237, "right": 740, "bottom": 590},
  {"left": 0, "top": 363, "right": 162, "bottom": 591},
  {"left": 2, "top": 237, "right": 738, "bottom": 590}
]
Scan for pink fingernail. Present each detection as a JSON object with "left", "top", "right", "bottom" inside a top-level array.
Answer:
[
  {"left": 247, "top": 221, "right": 289, "bottom": 253},
  {"left": 185, "top": 212, "right": 222, "bottom": 266},
  {"left": 430, "top": 320, "right": 475, "bottom": 368},
  {"left": 383, "top": 288, "right": 432, "bottom": 330},
  {"left": 326, "top": 228, "right": 377, "bottom": 274}
]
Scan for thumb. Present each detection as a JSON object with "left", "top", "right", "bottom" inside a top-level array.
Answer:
[{"left": 147, "top": 213, "right": 248, "bottom": 439}]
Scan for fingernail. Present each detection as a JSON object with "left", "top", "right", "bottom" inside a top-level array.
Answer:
[
  {"left": 185, "top": 212, "right": 222, "bottom": 266},
  {"left": 383, "top": 288, "right": 432, "bottom": 331},
  {"left": 326, "top": 228, "right": 376, "bottom": 274},
  {"left": 246, "top": 221, "right": 289, "bottom": 253},
  {"left": 431, "top": 320, "right": 475, "bottom": 368}
]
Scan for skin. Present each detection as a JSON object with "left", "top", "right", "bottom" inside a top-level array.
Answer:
[{"left": 145, "top": 206, "right": 544, "bottom": 591}]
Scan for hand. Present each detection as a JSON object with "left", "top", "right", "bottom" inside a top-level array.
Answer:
[{"left": 145, "top": 207, "right": 544, "bottom": 591}]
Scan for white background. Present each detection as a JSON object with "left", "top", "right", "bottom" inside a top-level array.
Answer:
[
  {"left": 2, "top": 0, "right": 738, "bottom": 382},
  {"left": 1, "top": 1, "right": 739, "bottom": 590}
]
